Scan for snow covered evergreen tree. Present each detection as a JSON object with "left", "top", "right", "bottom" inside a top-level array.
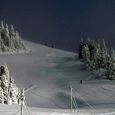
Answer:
[
  {"left": 1, "top": 21, "right": 4, "bottom": 29},
  {"left": 82, "top": 44, "right": 90, "bottom": 63},
  {"left": 78, "top": 38, "right": 84, "bottom": 59},
  {"left": 0, "top": 64, "right": 22, "bottom": 104},
  {"left": 0, "top": 20, "right": 26, "bottom": 53},
  {"left": 110, "top": 48, "right": 115, "bottom": 62},
  {"left": 87, "top": 40, "right": 96, "bottom": 60}
]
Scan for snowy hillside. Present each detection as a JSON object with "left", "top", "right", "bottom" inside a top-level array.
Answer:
[{"left": 0, "top": 41, "right": 114, "bottom": 114}]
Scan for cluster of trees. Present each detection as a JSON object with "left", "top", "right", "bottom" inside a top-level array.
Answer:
[
  {"left": 0, "top": 21, "right": 26, "bottom": 52},
  {"left": 0, "top": 64, "right": 25, "bottom": 105},
  {"left": 78, "top": 38, "right": 115, "bottom": 80},
  {"left": 0, "top": 64, "right": 19, "bottom": 104}
]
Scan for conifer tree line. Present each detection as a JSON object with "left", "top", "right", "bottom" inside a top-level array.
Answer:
[
  {"left": 78, "top": 38, "right": 115, "bottom": 80},
  {"left": 0, "top": 21, "right": 26, "bottom": 52}
]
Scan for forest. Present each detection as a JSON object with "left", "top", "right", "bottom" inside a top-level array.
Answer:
[{"left": 78, "top": 38, "right": 115, "bottom": 80}]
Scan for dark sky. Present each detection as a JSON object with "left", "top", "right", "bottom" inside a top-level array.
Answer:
[{"left": 0, "top": 0, "right": 115, "bottom": 52}]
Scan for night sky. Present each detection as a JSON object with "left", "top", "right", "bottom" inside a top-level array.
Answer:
[{"left": 0, "top": 0, "right": 115, "bottom": 52}]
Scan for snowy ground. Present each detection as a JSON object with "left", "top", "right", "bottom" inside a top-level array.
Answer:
[
  {"left": 0, "top": 104, "right": 115, "bottom": 115},
  {"left": 0, "top": 41, "right": 114, "bottom": 114},
  {"left": 0, "top": 103, "right": 115, "bottom": 115}
]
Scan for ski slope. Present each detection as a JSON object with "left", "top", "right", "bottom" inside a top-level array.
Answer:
[
  {"left": 0, "top": 102, "right": 115, "bottom": 115},
  {"left": 0, "top": 41, "right": 114, "bottom": 114}
]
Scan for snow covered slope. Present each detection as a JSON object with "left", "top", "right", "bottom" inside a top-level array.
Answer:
[
  {"left": 0, "top": 41, "right": 114, "bottom": 114},
  {"left": 0, "top": 103, "right": 115, "bottom": 115}
]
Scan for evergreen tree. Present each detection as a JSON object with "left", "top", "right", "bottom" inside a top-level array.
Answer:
[
  {"left": 10, "top": 24, "right": 15, "bottom": 35},
  {"left": 102, "top": 39, "right": 108, "bottom": 65},
  {"left": 5, "top": 24, "right": 9, "bottom": 34},
  {"left": 93, "top": 41, "right": 101, "bottom": 68},
  {"left": 78, "top": 38, "right": 84, "bottom": 59},
  {"left": 1, "top": 21, "right": 4, "bottom": 29},
  {"left": 82, "top": 44, "right": 90, "bottom": 63},
  {"left": 110, "top": 48, "right": 115, "bottom": 62},
  {"left": 87, "top": 40, "right": 96, "bottom": 60}
]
